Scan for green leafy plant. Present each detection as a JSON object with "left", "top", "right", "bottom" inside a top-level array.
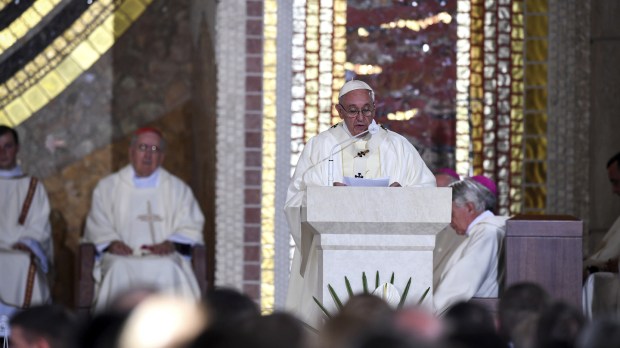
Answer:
[{"left": 312, "top": 271, "right": 430, "bottom": 319}]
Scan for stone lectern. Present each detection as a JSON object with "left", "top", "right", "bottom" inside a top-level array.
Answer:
[{"left": 301, "top": 186, "right": 451, "bottom": 311}]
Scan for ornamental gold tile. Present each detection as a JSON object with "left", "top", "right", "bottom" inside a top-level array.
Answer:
[
  {"left": 526, "top": 15, "right": 547, "bottom": 37},
  {"left": 119, "top": 0, "right": 146, "bottom": 21},
  {"left": 38, "top": 71, "right": 66, "bottom": 96},
  {"left": 526, "top": 39, "right": 547, "bottom": 62},
  {"left": 525, "top": 113, "right": 547, "bottom": 134},
  {"left": 0, "top": 110, "right": 10, "bottom": 127},
  {"left": 71, "top": 41, "right": 100, "bottom": 70},
  {"left": 525, "top": 64, "right": 547, "bottom": 86},
  {"left": 525, "top": 88, "right": 547, "bottom": 111},
  {"left": 5, "top": 98, "right": 30, "bottom": 125},
  {"left": 22, "top": 85, "right": 50, "bottom": 111},
  {"left": 525, "top": 0, "right": 548, "bottom": 13}
]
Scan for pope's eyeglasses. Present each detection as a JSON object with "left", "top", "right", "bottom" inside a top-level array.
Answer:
[{"left": 340, "top": 104, "right": 374, "bottom": 118}]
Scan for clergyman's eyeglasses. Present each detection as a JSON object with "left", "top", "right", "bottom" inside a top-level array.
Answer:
[
  {"left": 136, "top": 143, "right": 162, "bottom": 153},
  {"left": 339, "top": 104, "right": 374, "bottom": 118}
]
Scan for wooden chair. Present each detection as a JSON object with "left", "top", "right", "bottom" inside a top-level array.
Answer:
[
  {"left": 470, "top": 215, "right": 583, "bottom": 313},
  {"left": 74, "top": 243, "right": 208, "bottom": 315}
]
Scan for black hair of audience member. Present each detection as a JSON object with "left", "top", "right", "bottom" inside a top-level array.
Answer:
[
  {"left": 576, "top": 316, "right": 620, "bottom": 348},
  {"left": 202, "top": 287, "right": 260, "bottom": 332},
  {"left": 9, "top": 304, "right": 76, "bottom": 348},
  {"left": 534, "top": 301, "right": 585, "bottom": 348},
  {"left": 498, "top": 282, "right": 550, "bottom": 345},
  {"left": 350, "top": 328, "right": 426, "bottom": 348},
  {"left": 442, "top": 301, "right": 506, "bottom": 348},
  {"left": 251, "top": 312, "right": 308, "bottom": 348},
  {"left": 73, "top": 310, "right": 129, "bottom": 348},
  {"left": 340, "top": 293, "right": 396, "bottom": 328},
  {"left": 320, "top": 294, "right": 397, "bottom": 348}
]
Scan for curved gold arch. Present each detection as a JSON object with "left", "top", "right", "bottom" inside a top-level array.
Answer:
[{"left": 0, "top": 0, "right": 154, "bottom": 127}]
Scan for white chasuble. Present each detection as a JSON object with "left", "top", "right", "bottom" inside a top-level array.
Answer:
[
  {"left": 0, "top": 171, "right": 52, "bottom": 314},
  {"left": 433, "top": 212, "right": 508, "bottom": 314},
  {"left": 582, "top": 216, "right": 620, "bottom": 319},
  {"left": 84, "top": 165, "right": 204, "bottom": 311},
  {"left": 284, "top": 122, "right": 436, "bottom": 327}
]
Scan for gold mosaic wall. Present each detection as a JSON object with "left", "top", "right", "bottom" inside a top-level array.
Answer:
[
  {"left": 522, "top": 0, "right": 548, "bottom": 213},
  {"left": 0, "top": 0, "right": 154, "bottom": 127},
  {"left": 261, "top": 0, "right": 277, "bottom": 313},
  {"left": 456, "top": 0, "right": 528, "bottom": 215}
]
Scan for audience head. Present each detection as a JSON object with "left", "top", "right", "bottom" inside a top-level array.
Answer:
[
  {"left": 251, "top": 312, "right": 309, "bottom": 348},
  {"left": 535, "top": 301, "right": 585, "bottom": 348},
  {"left": 117, "top": 295, "right": 207, "bottom": 348},
  {"left": 336, "top": 80, "right": 376, "bottom": 136},
  {"left": 9, "top": 304, "right": 75, "bottom": 348},
  {"left": 394, "top": 305, "right": 444, "bottom": 343},
  {"left": 129, "top": 127, "right": 166, "bottom": 177},
  {"left": 441, "top": 301, "right": 503, "bottom": 348},
  {"left": 202, "top": 287, "right": 260, "bottom": 332},
  {"left": 320, "top": 294, "right": 396, "bottom": 348},
  {"left": 435, "top": 168, "right": 460, "bottom": 187},
  {"left": 470, "top": 175, "right": 498, "bottom": 211},
  {"left": 498, "top": 282, "right": 550, "bottom": 345},
  {"left": 607, "top": 152, "right": 620, "bottom": 196},
  {"left": 74, "top": 310, "right": 129, "bottom": 348},
  {"left": 449, "top": 178, "right": 494, "bottom": 234},
  {"left": 0, "top": 125, "right": 19, "bottom": 170},
  {"left": 577, "top": 316, "right": 620, "bottom": 348}
]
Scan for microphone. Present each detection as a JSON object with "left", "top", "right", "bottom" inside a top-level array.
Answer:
[{"left": 327, "top": 120, "right": 380, "bottom": 186}]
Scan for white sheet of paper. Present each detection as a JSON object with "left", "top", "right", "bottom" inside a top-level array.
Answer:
[{"left": 343, "top": 176, "right": 390, "bottom": 187}]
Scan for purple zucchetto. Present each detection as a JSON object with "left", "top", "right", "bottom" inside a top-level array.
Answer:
[{"left": 470, "top": 175, "right": 498, "bottom": 196}]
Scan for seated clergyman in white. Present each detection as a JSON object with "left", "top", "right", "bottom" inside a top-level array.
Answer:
[
  {"left": 284, "top": 80, "right": 436, "bottom": 326},
  {"left": 0, "top": 126, "right": 52, "bottom": 318},
  {"left": 582, "top": 151, "right": 620, "bottom": 319},
  {"left": 84, "top": 127, "right": 205, "bottom": 311},
  {"left": 433, "top": 178, "right": 508, "bottom": 314}
]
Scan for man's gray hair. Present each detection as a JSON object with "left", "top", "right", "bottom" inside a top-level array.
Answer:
[{"left": 450, "top": 178, "right": 495, "bottom": 213}]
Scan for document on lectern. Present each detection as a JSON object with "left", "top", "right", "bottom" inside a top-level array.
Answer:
[{"left": 342, "top": 176, "right": 390, "bottom": 187}]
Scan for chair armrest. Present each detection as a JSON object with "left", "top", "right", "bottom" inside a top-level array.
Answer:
[
  {"left": 191, "top": 245, "right": 207, "bottom": 296},
  {"left": 74, "top": 243, "right": 96, "bottom": 310}
]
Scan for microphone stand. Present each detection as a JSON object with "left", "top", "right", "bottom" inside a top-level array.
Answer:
[{"left": 327, "top": 129, "right": 370, "bottom": 186}]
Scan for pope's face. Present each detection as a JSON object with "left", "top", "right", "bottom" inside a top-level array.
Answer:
[
  {"left": 337, "top": 89, "right": 375, "bottom": 136},
  {"left": 609, "top": 162, "right": 620, "bottom": 196},
  {"left": 129, "top": 131, "right": 164, "bottom": 177},
  {"left": 0, "top": 132, "right": 18, "bottom": 170}
]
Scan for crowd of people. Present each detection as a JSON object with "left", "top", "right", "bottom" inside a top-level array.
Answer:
[{"left": 3, "top": 285, "right": 620, "bottom": 348}]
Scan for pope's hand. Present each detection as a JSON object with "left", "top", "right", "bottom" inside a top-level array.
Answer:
[
  {"left": 333, "top": 182, "right": 347, "bottom": 186},
  {"left": 12, "top": 242, "right": 32, "bottom": 254},
  {"left": 144, "top": 241, "right": 175, "bottom": 255},
  {"left": 390, "top": 182, "right": 402, "bottom": 187},
  {"left": 108, "top": 240, "right": 133, "bottom": 255}
]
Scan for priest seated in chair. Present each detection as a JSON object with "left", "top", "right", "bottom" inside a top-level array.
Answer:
[
  {"left": 0, "top": 126, "right": 53, "bottom": 319},
  {"left": 84, "top": 127, "right": 205, "bottom": 312},
  {"left": 433, "top": 178, "right": 508, "bottom": 314},
  {"left": 583, "top": 151, "right": 620, "bottom": 319}
]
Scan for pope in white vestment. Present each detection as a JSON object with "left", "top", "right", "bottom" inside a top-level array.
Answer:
[
  {"left": 433, "top": 179, "right": 507, "bottom": 314},
  {"left": 84, "top": 128, "right": 204, "bottom": 311},
  {"left": 0, "top": 126, "right": 52, "bottom": 318},
  {"left": 284, "top": 81, "right": 436, "bottom": 327}
]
